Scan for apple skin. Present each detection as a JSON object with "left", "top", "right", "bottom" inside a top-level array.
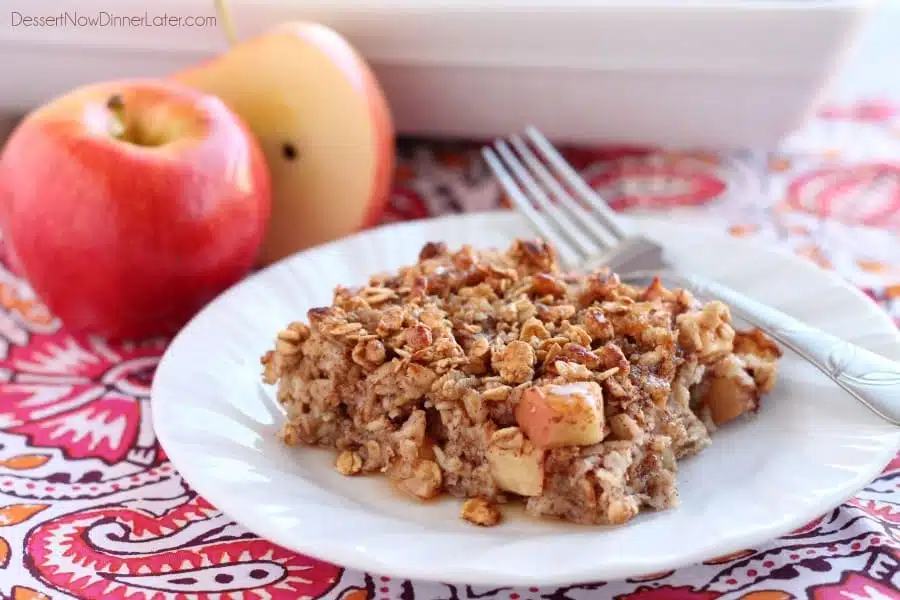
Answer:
[
  {"left": 0, "top": 78, "right": 271, "bottom": 339},
  {"left": 174, "top": 22, "right": 395, "bottom": 266}
]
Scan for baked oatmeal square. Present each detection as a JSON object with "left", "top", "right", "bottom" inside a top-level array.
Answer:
[{"left": 261, "top": 239, "right": 782, "bottom": 526}]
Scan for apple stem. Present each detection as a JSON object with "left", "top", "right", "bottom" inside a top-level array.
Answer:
[
  {"left": 106, "top": 95, "right": 127, "bottom": 140},
  {"left": 214, "top": 0, "right": 238, "bottom": 47}
]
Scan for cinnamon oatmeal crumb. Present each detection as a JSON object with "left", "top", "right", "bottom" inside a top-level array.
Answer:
[
  {"left": 277, "top": 421, "right": 302, "bottom": 446},
  {"left": 554, "top": 360, "right": 594, "bottom": 381},
  {"left": 593, "top": 366, "right": 620, "bottom": 383},
  {"left": 583, "top": 308, "right": 614, "bottom": 342},
  {"left": 398, "top": 460, "right": 443, "bottom": 499},
  {"left": 609, "top": 413, "right": 643, "bottom": 441},
  {"left": 491, "top": 426, "right": 525, "bottom": 450},
  {"left": 493, "top": 340, "right": 536, "bottom": 384},
  {"left": 276, "top": 338, "right": 301, "bottom": 356},
  {"left": 676, "top": 301, "right": 735, "bottom": 363},
  {"left": 408, "top": 324, "right": 434, "bottom": 350},
  {"left": 352, "top": 338, "right": 387, "bottom": 368},
  {"left": 559, "top": 343, "right": 600, "bottom": 369},
  {"left": 510, "top": 239, "right": 556, "bottom": 272},
  {"left": 362, "top": 286, "right": 397, "bottom": 306},
  {"left": 261, "top": 351, "right": 278, "bottom": 384},
  {"left": 463, "top": 389, "right": 487, "bottom": 423},
  {"left": 377, "top": 306, "right": 405, "bottom": 334},
  {"left": 277, "top": 327, "right": 303, "bottom": 343},
  {"left": 607, "top": 497, "right": 640, "bottom": 525},
  {"left": 560, "top": 323, "right": 593, "bottom": 347},
  {"left": 466, "top": 336, "right": 492, "bottom": 375},
  {"left": 336, "top": 450, "right": 363, "bottom": 475},
  {"left": 595, "top": 342, "right": 630, "bottom": 373},
  {"left": 419, "top": 241, "right": 449, "bottom": 261},
  {"left": 540, "top": 304, "right": 577, "bottom": 323},
  {"left": 531, "top": 273, "right": 567, "bottom": 298},
  {"left": 481, "top": 385, "right": 512, "bottom": 402},
  {"left": 519, "top": 317, "right": 550, "bottom": 342},
  {"left": 540, "top": 342, "right": 563, "bottom": 371},
  {"left": 461, "top": 498, "right": 502, "bottom": 527}
]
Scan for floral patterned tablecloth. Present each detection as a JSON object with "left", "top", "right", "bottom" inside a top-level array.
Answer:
[{"left": 0, "top": 101, "right": 898, "bottom": 600}]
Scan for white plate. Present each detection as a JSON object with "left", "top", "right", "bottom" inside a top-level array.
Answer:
[{"left": 152, "top": 211, "right": 900, "bottom": 587}]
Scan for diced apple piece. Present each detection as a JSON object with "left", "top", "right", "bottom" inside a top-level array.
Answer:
[
  {"left": 515, "top": 381, "right": 605, "bottom": 448},
  {"left": 698, "top": 354, "right": 759, "bottom": 426},
  {"left": 487, "top": 427, "right": 545, "bottom": 497},
  {"left": 704, "top": 377, "right": 756, "bottom": 425}
]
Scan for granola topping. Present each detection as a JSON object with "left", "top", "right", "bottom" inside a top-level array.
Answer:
[
  {"left": 461, "top": 498, "right": 502, "bottom": 527},
  {"left": 262, "top": 240, "right": 782, "bottom": 526}
]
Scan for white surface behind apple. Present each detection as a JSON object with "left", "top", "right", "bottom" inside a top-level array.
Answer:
[{"left": 0, "top": 0, "right": 898, "bottom": 148}]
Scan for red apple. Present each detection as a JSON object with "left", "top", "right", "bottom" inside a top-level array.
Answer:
[{"left": 0, "top": 78, "right": 271, "bottom": 339}]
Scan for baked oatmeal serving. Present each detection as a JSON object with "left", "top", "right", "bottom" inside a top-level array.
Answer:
[{"left": 261, "top": 239, "right": 782, "bottom": 527}]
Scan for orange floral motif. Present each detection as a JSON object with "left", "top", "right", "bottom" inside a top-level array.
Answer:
[
  {"left": 768, "top": 157, "right": 792, "bottom": 172},
  {"left": 728, "top": 224, "right": 760, "bottom": 238},
  {"left": 856, "top": 259, "right": 896, "bottom": 274},
  {"left": 336, "top": 588, "right": 370, "bottom": 600},
  {"left": 739, "top": 592, "right": 793, "bottom": 600},
  {"left": 0, "top": 281, "right": 56, "bottom": 329},
  {"left": 886, "top": 284, "right": 900, "bottom": 299},
  {"left": 0, "top": 455, "right": 51, "bottom": 471},
  {"left": 11, "top": 586, "right": 50, "bottom": 600},
  {"left": 0, "top": 538, "right": 9, "bottom": 569},
  {"left": 0, "top": 504, "right": 49, "bottom": 527},
  {"left": 796, "top": 245, "right": 833, "bottom": 270}
]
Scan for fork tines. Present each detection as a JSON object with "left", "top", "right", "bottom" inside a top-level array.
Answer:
[{"left": 481, "top": 126, "right": 626, "bottom": 267}]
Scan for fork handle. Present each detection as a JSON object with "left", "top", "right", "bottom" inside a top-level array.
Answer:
[{"left": 665, "top": 270, "right": 900, "bottom": 427}]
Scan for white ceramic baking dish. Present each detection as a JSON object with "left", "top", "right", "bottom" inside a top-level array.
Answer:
[{"left": 0, "top": 0, "right": 880, "bottom": 148}]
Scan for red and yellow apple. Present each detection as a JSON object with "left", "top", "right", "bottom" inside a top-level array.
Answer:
[
  {"left": 0, "top": 79, "right": 271, "bottom": 339},
  {"left": 174, "top": 21, "right": 395, "bottom": 266}
]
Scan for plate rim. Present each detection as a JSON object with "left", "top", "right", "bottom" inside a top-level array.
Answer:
[{"left": 152, "top": 210, "right": 900, "bottom": 586}]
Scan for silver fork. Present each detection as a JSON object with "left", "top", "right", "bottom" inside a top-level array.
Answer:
[{"left": 482, "top": 126, "right": 900, "bottom": 427}]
